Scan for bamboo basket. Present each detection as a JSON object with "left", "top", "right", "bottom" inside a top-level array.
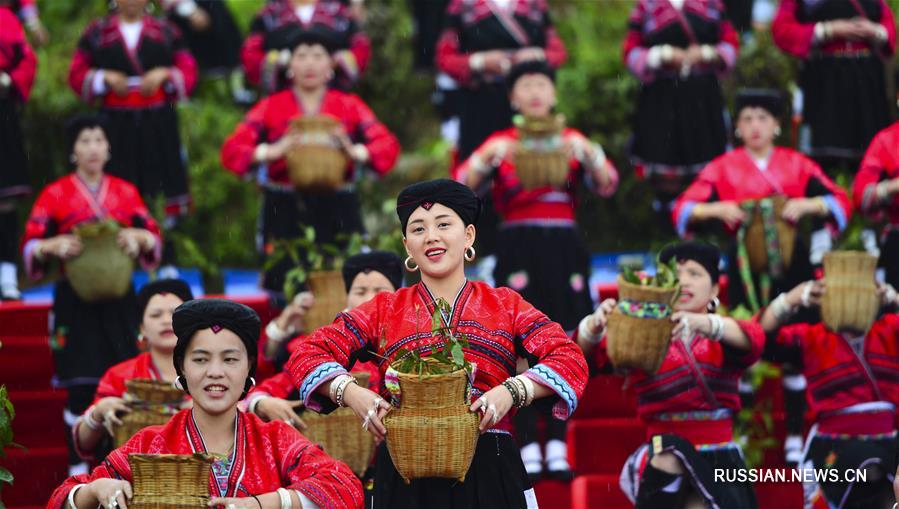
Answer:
[
  {"left": 305, "top": 270, "right": 348, "bottom": 330},
  {"left": 66, "top": 222, "right": 134, "bottom": 302},
  {"left": 129, "top": 454, "right": 213, "bottom": 509},
  {"left": 303, "top": 372, "right": 374, "bottom": 476},
  {"left": 113, "top": 408, "right": 176, "bottom": 447},
  {"left": 512, "top": 114, "right": 569, "bottom": 190},
  {"left": 285, "top": 115, "right": 348, "bottom": 193},
  {"left": 821, "top": 251, "right": 879, "bottom": 333},
  {"left": 606, "top": 275, "right": 679, "bottom": 374},
  {"left": 743, "top": 195, "right": 796, "bottom": 273},
  {"left": 125, "top": 379, "right": 185, "bottom": 406},
  {"left": 383, "top": 366, "right": 479, "bottom": 483}
]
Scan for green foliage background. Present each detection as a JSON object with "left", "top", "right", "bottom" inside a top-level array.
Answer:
[{"left": 15, "top": 0, "right": 899, "bottom": 291}]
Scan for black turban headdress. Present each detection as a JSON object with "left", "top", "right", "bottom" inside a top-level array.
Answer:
[
  {"left": 735, "top": 88, "right": 784, "bottom": 118},
  {"left": 342, "top": 251, "right": 404, "bottom": 293},
  {"left": 172, "top": 299, "right": 261, "bottom": 397},
  {"left": 136, "top": 279, "right": 194, "bottom": 318},
  {"left": 507, "top": 59, "right": 556, "bottom": 92},
  {"left": 289, "top": 29, "right": 338, "bottom": 54},
  {"left": 396, "top": 179, "right": 481, "bottom": 233},
  {"left": 659, "top": 241, "right": 721, "bottom": 283}
]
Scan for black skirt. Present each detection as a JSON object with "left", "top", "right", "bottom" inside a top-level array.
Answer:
[
  {"left": 493, "top": 224, "right": 593, "bottom": 331},
  {"left": 0, "top": 96, "right": 30, "bottom": 199},
  {"left": 800, "top": 53, "right": 890, "bottom": 159},
  {"left": 372, "top": 432, "right": 535, "bottom": 509},
  {"left": 458, "top": 83, "right": 513, "bottom": 161},
  {"left": 631, "top": 73, "right": 728, "bottom": 167},
  {"left": 99, "top": 104, "right": 189, "bottom": 207},
  {"left": 49, "top": 280, "right": 139, "bottom": 387},
  {"left": 881, "top": 230, "right": 899, "bottom": 290},
  {"left": 168, "top": 0, "right": 243, "bottom": 73}
]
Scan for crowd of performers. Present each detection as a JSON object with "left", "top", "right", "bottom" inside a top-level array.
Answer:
[{"left": 0, "top": 0, "right": 898, "bottom": 508}]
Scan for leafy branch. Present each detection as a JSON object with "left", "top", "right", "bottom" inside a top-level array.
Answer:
[
  {"left": 622, "top": 255, "right": 679, "bottom": 289},
  {"left": 391, "top": 298, "right": 473, "bottom": 379},
  {"left": 0, "top": 383, "right": 24, "bottom": 503}
]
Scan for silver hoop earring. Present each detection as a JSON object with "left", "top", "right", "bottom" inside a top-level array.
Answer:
[
  {"left": 464, "top": 246, "right": 476, "bottom": 262},
  {"left": 249, "top": 377, "right": 256, "bottom": 387},
  {"left": 404, "top": 256, "right": 419, "bottom": 272},
  {"left": 137, "top": 333, "right": 145, "bottom": 343},
  {"left": 774, "top": 127, "right": 782, "bottom": 137},
  {"left": 173, "top": 376, "right": 184, "bottom": 390},
  {"left": 734, "top": 129, "right": 742, "bottom": 139},
  {"left": 707, "top": 297, "right": 720, "bottom": 313}
]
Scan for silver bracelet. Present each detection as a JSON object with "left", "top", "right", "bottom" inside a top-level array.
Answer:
[
  {"left": 516, "top": 375, "right": 536, "bottom": 407},
  {"left": 277, "top": 487, "right": 293, "bottom": 509},
  {"left": 82, "top": 408, "right": 102, "bottom": 431},
  {"left": 68, "top": 484, "right": 86, "bottom": 509},
  {"left": 707, "top": 314, "right": 725, "bottom": 341},
  {"left": 332, "top": 375, "right": 357, "bottom": 407},
  {"left": 771, "top": 293, "right": 796, "bottom": 322}
]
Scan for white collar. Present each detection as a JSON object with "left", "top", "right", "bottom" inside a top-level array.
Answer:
[{"left": 669, "top": 0, "right": 686, "bottom": 11}]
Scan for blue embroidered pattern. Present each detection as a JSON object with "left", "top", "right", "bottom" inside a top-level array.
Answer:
[
  {"left": 299, "top": 362, "right": 346, "bottom": 402},
  {"left": 527, "top": 364, "right": 578, "bottom": 416}
]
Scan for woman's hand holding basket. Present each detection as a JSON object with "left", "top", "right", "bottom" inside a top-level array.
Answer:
[
  {"left": 255, "top": 397, "right": 307, "bottom": 431},
  {"left": 77, "top": 478, "right": 133, "bottom": 509},
  {"left": 93, "top": 396, "right": 130, "bottom": 437},
  {"left": 469, "top": 385, "right": 514, "bottom": 433},
  {"left": 343, "top": 383, "right": 391, "bottom": 440},
  {"left": 38, "top": 234, "right": 83, "bottom": 260},
  {"left": 116, "top": 228, "right": 155, "bottom": 258}
]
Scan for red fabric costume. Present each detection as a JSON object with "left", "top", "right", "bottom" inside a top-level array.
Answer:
[
  {"left": 0, "top": 6, "right": 36, "bottom": 102},
  {"left": 771, "top": 0, "right": 895, "bottom": 59},
  {"left": 853, "top": 122, "right": 899, "bottom": 226}
]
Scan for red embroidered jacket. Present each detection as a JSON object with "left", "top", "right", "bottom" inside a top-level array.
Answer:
[
  {"left": 0, "top": 6, "right": 36, "bottom": 102},
  {"left": 671, "top": 147, "right": 851, "bottom": 237},
  {"left": 68, "top": 14, "right": 197, "bottom": 109},
  {"left": 591, "top": 320, "right": 765, "bottom": 444},
  {"left": 220, "top": 88, "right": 399, "bottom": 186},
  {"left": 287, "top": 281, "right": 588, "bottom": 430},
  {"left": 623, "top": 0, "right": 739, "bottom": 83},
  {"left": 853, "top": 122, "right": 899, "bottom": 228},
  {"left": 21, "top": 174, "right": 162, "bottom": 280},
  {"left": 241, "top": 0, "right": 369, "bottom": 90},
  {"left": 772, "top": 315, "right": 899, "bottom": 433},
  {"left": 772, "top": 0, "right": 896, "bottom": 59},
  {"left": 47, "top": 409, "right": 363, "bottom": 509},
  {"left": 456, "top": 127, "right": 619, "bottom": 224},
  {"left": 435, "top": 0, "right": 566, "bottom": 86}
]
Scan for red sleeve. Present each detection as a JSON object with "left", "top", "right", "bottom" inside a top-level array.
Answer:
[
  {"left": 221, "top": 97, "right": 269, "bottom": 176},
  {"left": 774, "top": 323, "right": 808, "bottom": 351},
  {"left": 165, "top": 22, "right": 197, "bottom": 98},
  {"left": 276, "top": 423, "right": 364, "bottom": 508},
  {"left": 801, "top": 155, "right": 852, "bottom": 230},
  {"left": 287, "top": 293, "right": 384, "bottom": 412},
  {"left": 622, "top": 0, "right": 654, "bottom": 81},
  {"left": 93, "top": 367, "right": 126, "bottom": 403},
  {"left": 509, "top": 288, "right": 588, "bottom": 419},
  {"left": 21, "top": 183, "right": 59, "bottom": 280},
  {"left": 349, "top": 26, "right": 371, "bottom": 74},
  {"left": 715, "top": 17, "right": 740, "bottom": 70},
  {"left": 240, "top": 30, "right": 266, "bottom": 87},
  {"left": 255, "top": 371, "right": 296, "bottom": 399},
  {"left": 543, "top": 26, "right": 567, "bottom": 68},
  {"left": 772, "top": 0, "right": 816, "bottom": 58},
  {"left": 853, "top": 129, "right": 892, "bottom": 216},
  {"left": 434, "top": 0, "right": 473, "bottom": 84},
  {"left": 671, "top": 161, "right": 721, "bottom": 237},
  {"left": 0, "top": 10, "right": 36, "bottom": 101},
  {"left": 68, "top": 21, "right": 103, "bottom": 103},
  {"left": 349, "top": 95, "right": 400, "bottom": 176},
  {"left": 877, "top": 0, "right": 896, "bottom": 57},
  {"left": 725, "top": 319, "right": 765, "bottom": 368},
  {"left": 46, "top": 464, "right": 117, "bottom": 509}
]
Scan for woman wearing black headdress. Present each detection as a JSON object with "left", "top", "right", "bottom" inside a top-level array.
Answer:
[{"left": 288, "top": 179, "right": 588, "bottom": 508}]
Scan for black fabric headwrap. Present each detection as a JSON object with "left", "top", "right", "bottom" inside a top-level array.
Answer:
[
  {"left": 136, "top": 279, "right": 194, "bottom": 317},
  {"left": 172, "top": 299, "right": 261, "bottom": 397},
  {"left": 289, "top": 28, "right": 338, "bottom": 54},
  {"left": 506, "top": 60, "right": 556, "bottom": 92},
  {"left": 342, "top": 251, "right": 404, "bottom": 293},
  {"left": 659, "top": 241, "right": 721, "bottom": 283},
  {"left": 396, "top": 179, "right": 481, "bottom": 233},
  {"left": 735, "top": 88, "right": 784, "bottom": 118}
]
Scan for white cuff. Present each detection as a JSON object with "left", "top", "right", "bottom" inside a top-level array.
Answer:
[
  {"left": 700, "top": 44, "right": 716, "bottom": 63},
  {"left": 469, "top": 53, "right": 485, "bottom": 72},
  {"left": 297, "top": 490, "right": 320, "bottom": 509},
  {"left": 175, "top": 0, "right": 199, "bottom": 17},
  {"left": 265, "top": 320, "right": 292, "bottom": 343},
  {"left": 646, "top": 46, "right": 663, "bottom": 69},
  {"left": 813, "top": 22, "right": 829, "bottom": 43},
  {"left": 91, "top": 70, "right": 107, "bottom": 95},
  {"left": 0, "top": 72, "right": 10, "bottom": 90},
  {"left": 254, "top": 143, "right": 270, "bottom": 164},
  {"left": 875, "top": 26, "right": 888, "bottom": 43},
  {"left": 578, "top": 315, "right": 602, "bottom": 345},
  {"left": 247, "top": 393, "right": 270, "bottom": 414},
  {"left": 351, "top": 144, "right": 369, "bottom": 163}
]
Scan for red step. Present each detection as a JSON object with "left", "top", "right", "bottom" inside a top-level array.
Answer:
[
  {"left": 2, "top": 446, "right": 68, "bottom": 507},
  {"left": 572, "top": 375, "right": 638, "bottom": 419},
  {"left": 533, "top": 479, "right": 572, "bottom": 509},
  {"left": 0, "top": 302, "right": 50, "bottom": 336},
  {"left": 0, "top": 336, "right": 55, "bottom": 391},
  {"left": 568, "top": 418, "right": 646, "bottom": 475},
  {"left": 9, "top": 389, "right": 68, "bottom": 449},
  {"left": 571, "top": 474, "right": 631, "bottom": 509}
]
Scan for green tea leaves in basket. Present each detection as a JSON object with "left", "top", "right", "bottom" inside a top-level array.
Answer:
[
  {"left": 621, "top": 256, "right": 679, "bottom": 289},
  {"left": 392, "top": 298, "right": 474, "bottom": 380}
]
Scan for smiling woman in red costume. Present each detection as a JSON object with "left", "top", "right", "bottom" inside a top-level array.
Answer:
[
  {"left": 48, "top": 298, "right": 363, "bottom": 509},
  {"left": 71, "top": 279, "right": 194, "bottom": 462},
  {"left": 287, "top": 179, "right": 588, "bottom": 508}
]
